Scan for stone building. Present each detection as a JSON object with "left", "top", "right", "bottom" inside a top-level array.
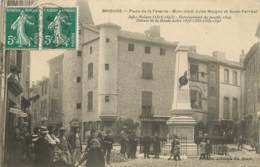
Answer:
[
  {"left": 81, "top": 24, "right": 178, "bottom": 137},
  {"left": 243, "top": 42, "right": 260, "bottom": 144},
  {"left": 46, "top": 1, "right": 245, "bottom": 139},
  {"left": 30, "top": 78, "right": 50, "bottom": 127},
  {"left": 189, "top": 50, "right": 243, "bottom": 139}
]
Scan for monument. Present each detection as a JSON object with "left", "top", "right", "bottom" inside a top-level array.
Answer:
[{"left": 167, "top": 46, "right": 197, "bottom": 155}]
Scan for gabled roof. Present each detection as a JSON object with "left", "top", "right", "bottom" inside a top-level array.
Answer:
[
  {"left": 82, "top": 23, "right": 178, "bottom": 47},
  {"left": 189, "top": 53, "right": 242, "bottom": 69}
]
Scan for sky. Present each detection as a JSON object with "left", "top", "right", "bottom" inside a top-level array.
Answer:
[{"left": 30, "top": 0, "right": 260, "bottom": 83}]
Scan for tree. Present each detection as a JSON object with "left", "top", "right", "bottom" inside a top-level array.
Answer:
[{"left": 112, "top": 118, "right": 139, "bottom": 135}]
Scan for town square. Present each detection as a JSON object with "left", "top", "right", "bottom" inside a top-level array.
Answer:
[{"left": 1, "top": 0, "right": 260, "bottom": 167}]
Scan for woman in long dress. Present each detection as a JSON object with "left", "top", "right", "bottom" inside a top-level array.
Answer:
[
  {"left": 11, "top": 10, "right": 34, "bottom": 47},
  {"left": 75, "top": 138, "right": 105, "bottom": 167},
  {"left": 48, "top": 10, "right": 71, "bottom": 47}
]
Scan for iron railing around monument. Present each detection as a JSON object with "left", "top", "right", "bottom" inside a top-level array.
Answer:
[
  {"left": 139, "top": 136, "right": 189, "bottom": 156},
  {"left": 161, "top": 136, "right": 188, "bottom": 155}
]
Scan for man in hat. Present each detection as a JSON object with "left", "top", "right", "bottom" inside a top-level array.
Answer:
[
  {"left": 103, "top": 130, "right": 114, "bottom": 164},
  {"left": 143, "top": 135, "right": 151, "bottom": 159},
  {"left": 168, "top": 135, "right": 177, "bottom": 160},
  {"left": 68, "top": 127, "right": 82, "bottom": 164},
  {"left": 173, "top": 138, "right": 181, "bottom": 161},
  {"left": 35, "top": 126, "right": 52, "bottom": 167},
  {"left": 86, "top": 129, "right": 98, "bottom": 151},
  {"left": 56, "top": 127, "right": 72, "bottom": 167},
  {"left": 75, "top": 138, "right": 105, "bottom": 167},
  {"left": 28, "top": 134, "right": 38, "bottom": 166},
  {"left": 152, "top": 133, "right": 161, "bottom": 159}
]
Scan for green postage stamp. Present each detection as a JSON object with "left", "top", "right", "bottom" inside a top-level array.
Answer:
[
  {"left": 6, "top": 7, "right": 39, "bottom": 49},
  {"left": 42, "top": 7, "right": 78, "bottom": 49}
]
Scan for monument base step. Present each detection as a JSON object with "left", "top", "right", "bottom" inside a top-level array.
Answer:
[{"left": 180, "top": 143, "right": 198, "bottom": 156}]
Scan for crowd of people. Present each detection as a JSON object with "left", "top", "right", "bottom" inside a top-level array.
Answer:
[
  {"left": 8, "top": 124, "right": 114, "bottom": 167},
  {"left": 120, "top": 132, "right": 161, "bottom": 159},
  {"left": 8, "top": 123, "right": 235, "bottom": 167}
]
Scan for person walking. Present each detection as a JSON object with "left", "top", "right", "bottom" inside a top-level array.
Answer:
[
  {"left": 56, "top": 127, "right": 72, "bottom": 167},
  {"left": 75, "top": 138, "right": 105, "bottom": 167},
  {"left": 168, "top": 135, "right": 176, "bottom": 160},
  {"left": 199, "top": 139, "right": 206, "bottom": 160},
  {"left": 237, "top": 136, "right": 243, "bottom": 151},
  {"left": 35, "top": 126, "right": 53, "bottom": 167},
  {"left": 205, "top": 139, "right": 212, "bottom": 160},
  {"left": 120, "top": 131, "right": 127, "bottom": 157},
  {"left": 126, "top": 134, "right": 132, "bottom": 159},
  {"left": 97, "top": 131, "right": 105, "bottom": 153},
  {"left": 132, "top": 134, "right": 138, "bottom": 159},
  {"left": 104, "top": 130, "right": 114, "bottom": 165},
  {"left": 86, "top": 129, "right": 98, "bottom": 151},
  {"left": 143, "top": 135, "right": 151, "bottom": 159},
  {"left": 153, "top": 134, "right": 161, "bottom": 159},
  {"left": 68, "top": 127, "right": 82, "bottom": 164},
  {"left": 48, "top": 126, "right": 60, "bottom": 165},
  {"left": 173, "top": 138, "right": 181, "bottom": 161}
]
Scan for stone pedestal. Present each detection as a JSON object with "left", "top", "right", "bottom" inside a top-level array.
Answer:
[
  {"left": 167, "top": 116, "right": 196, "bottom": 142},
  {"left": 167, "top": 116, "right": 197, "bottom": 155}
]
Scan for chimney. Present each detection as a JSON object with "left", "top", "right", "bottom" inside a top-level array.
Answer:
[
  {"left": 212, "top": 51, "right": 226, "bottom": 59},
  {"left": 145, "top": 25, "right": 160, "bottom": 38},
  {"left": 188, "top": 46, "right": 196, "bottom": 55},
  {"left": 240, "top": 50, "right": 245, "bottom": 63}
]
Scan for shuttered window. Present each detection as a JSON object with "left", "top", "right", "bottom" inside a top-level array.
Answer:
[
  {"left": 88, "top": 63, "right": 93, "bottom": 79},
  {"left": 88, "top": 91, "right": 93, "bottom": 111},
  {"left": 142, "top": 91, "right": 152, "bottom": 113},
  {"left": 142, "top": 62, "right": 153, "bottom": 79}
]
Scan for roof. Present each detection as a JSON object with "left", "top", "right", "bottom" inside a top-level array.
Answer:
[
  {"left": 189, "top": 53, "right": 242, "bottom": 69},
  {"left": 82, "top": 24, "right": 99, "bottom": 33},
  {"left": 244, "top": 42, "right": 260, "bottom": 66},
  {"left": 82, "top": 23, "right": 178, "bottom": 47},
  {"left": 118, "top": 30, "right": 178, "bottom": 47},
  {"left": 47, "top": 54, "right": 64, "bottom": 64},
  {"left": 97, "top": 23, "right": 121, "bottom": 29}
]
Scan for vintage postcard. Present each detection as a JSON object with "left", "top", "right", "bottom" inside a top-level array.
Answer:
[{"left": 0, "top": 0, "right": 260, "bottom": 167}]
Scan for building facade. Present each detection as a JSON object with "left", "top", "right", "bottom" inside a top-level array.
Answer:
[
  {"left": 243, "top": 42, "right": 260, "bottom": 144},
  {"left": 188, "top": 50, "right": 243, "bottom": 139},
  {"left": 50, "top": 21, "right": 244, "bottom": 140},
  {"left": 80, "top": 24, "right": 178, "bottom": 137},
  {"left": 30, "top": 78, "right": 50, "bottom": 127},
  {"left": 48, "top": 55, "right": 64, "bottom": 127}
]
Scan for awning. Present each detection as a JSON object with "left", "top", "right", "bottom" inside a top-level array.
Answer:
[{"left": 9, "top": 107, "right": 28, "bottom": 117}]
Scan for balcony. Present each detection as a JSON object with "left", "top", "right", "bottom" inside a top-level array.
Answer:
[
  {"left": 140, "top": 106, "right": 154, "bottom": 119},
  {"left": 99, "top": 111, "right": 118, "bottom": 121}
]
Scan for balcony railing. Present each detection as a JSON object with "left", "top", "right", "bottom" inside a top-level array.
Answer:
[{"left": 140, "top": 106, "right": 154, "bottom": 118}]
